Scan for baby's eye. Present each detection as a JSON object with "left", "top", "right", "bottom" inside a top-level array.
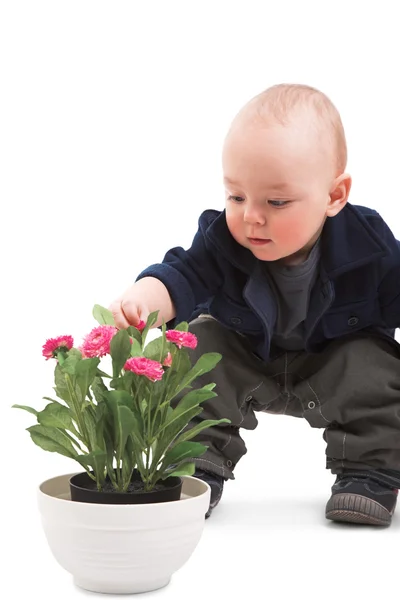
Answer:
[
  {"left": 268, "top": 200, "right": 290, "bottom": 207},
  {"left": 228, "top": 195, "right": 245, "bottom": 203}
]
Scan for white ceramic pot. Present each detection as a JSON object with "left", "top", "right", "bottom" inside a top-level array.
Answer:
[{"left": 38, "top": 472, "right": 211, "bottom": 594}]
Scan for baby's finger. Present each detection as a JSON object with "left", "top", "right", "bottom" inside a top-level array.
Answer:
[{"left": 109, "top": 300, "right": 132, "bottom": 330}]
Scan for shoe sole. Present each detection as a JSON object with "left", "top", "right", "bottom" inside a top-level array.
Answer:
[{"left": 326, "top": 493, "right": 393, "bottom": 526}]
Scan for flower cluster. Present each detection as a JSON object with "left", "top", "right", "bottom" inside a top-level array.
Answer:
[
  {"left": 43, "top": 324, "right": 196, "bottom": 382},
  {"left": 15, "top": 305, "right": 229, "bottom": 494}
]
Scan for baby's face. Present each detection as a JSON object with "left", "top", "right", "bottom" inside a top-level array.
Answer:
[{"left": 222, "top": 121, "right": 335, "bottom": 264}]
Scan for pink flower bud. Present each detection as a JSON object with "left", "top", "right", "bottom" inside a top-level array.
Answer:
[{"left": 163, "top": 352, "right": 173, "bottom": 367}]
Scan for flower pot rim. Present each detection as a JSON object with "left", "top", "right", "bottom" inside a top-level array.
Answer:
[{"left": 38, "top": 471, "right": 210, "bottom": 507}]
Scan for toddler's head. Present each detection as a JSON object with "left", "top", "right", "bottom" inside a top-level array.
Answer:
[{"left": 222, "top": 83, "right": 352, "bottom": 265}]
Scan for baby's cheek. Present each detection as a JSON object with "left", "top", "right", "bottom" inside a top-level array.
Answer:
[
  {"left": 274, "top": 218, "right": 303, "bottom": 244},
  {"left": 225, "top": 214, "right": 243, "bottom": 243},
  {"left": 227, "top": 210, "right": 244, "bottom": 230}
]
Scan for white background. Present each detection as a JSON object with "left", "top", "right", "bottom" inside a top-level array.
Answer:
[{"left": 2, "top": 1, "right": 400, "bottom": 598}]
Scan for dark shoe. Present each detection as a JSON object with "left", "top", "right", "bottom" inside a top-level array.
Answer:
[
  {"left": 193, "top": 468, "right": 225, "bottom": 518},
  {"left": 326, "top": 474, "right": 398, "bottom": 526}
]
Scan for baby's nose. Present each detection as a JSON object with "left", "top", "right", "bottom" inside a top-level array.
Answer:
[{"left": 244, "top": 207, "right": 266, "bottom": 224}]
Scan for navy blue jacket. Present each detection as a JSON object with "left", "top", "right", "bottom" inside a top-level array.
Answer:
[{"left": 136, "top": 203, "right": 400, "bottom": 361}]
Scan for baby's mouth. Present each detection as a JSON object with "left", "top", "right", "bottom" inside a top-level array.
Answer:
[{"left": 248, "top": 237, "right": 271, "bottom": 245}]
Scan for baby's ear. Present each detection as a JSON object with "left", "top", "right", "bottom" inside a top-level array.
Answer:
[{"left": 327, "top": 173, "right": 352, "bottom": 217}]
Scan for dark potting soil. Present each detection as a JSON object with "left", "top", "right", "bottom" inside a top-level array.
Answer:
[{"left": 86, "top": 479, "right": 167, "bottom": 494}]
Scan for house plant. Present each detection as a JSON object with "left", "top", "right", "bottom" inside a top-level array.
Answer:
[{"left": 13, "top": 304, "right": 230, "bottom": 594}]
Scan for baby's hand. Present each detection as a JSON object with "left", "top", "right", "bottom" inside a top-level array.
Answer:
[{"left": 108, "top": 284, "right": 150, "bottom": 330}]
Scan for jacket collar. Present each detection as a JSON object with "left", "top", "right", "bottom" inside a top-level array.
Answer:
[{"left": 206, "top": 203, "right": 389, "bottom": 277}]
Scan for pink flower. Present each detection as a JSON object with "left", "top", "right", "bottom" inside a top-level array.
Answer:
[
  {"left": 80, "top": 325, "right": 117, "bottom": 358},
  {"left": 42, "top": 335, "right": 74, "bottom": 360},
  {"left": 124, "top": 357, "right": 164, "bottom": 382},
  {"left": 166, "top": 330, "right": 197, "bottom": 349},
  {"left": 136, "top": 320, "right": 146, "bottom": 333},
  {"left": 163, "top": 352, "right": 173, "bottom": 367}
]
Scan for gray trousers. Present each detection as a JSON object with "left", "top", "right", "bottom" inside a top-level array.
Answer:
[{"left": 173, "top": 315, "right": 400, "bottom": 489}]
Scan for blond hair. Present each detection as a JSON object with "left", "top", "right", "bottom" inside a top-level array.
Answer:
[{"left": 235, "top": 83, "right": 347, "bottom": 174}]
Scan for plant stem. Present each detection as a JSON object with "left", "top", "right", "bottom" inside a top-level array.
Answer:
[
  {"left": 135, "top": 378, "right": 143, "bottom": 413},
  {"left": 162, "top": 350, "right": 181, "bottom": 419},
  {"left": 82, "top": 465, "right": 97, "bottom": 482},
  {"left": 115, "top": 458, "right": 121, "bottom": 489},
  {"left": 63, "top": 430, "right": 84, "bottom": 452},
  {"left": 65, "top": 374, "right": 89, "bottom": 448},
  {"left": 148, "top": 351, "right": 176, "bottom": 445},
  {"left": 144, "top": 383, "right": 156, "bottom": 488}
]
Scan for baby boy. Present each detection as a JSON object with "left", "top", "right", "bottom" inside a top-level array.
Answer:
[{"left": 110, "top": 83, "right": 400, "bottom": 526}]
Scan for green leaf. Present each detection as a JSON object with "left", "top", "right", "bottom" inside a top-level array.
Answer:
[
  {"left": 76, "top": 357, "right": 100, "bottom": 401},
  {"left": 173, "top": 321, "right": 189, "bottom": 332},
  {"left": 149, "top": 383, "right": 228, "bottom": 468},
  {"left": 93, "top": 304, "right": 115, "bottom": 326},
  {"left": 126, "top": 326, "right": 142, "bottom": 345},
  {"left": 158, "top": 385, "right": 219, "bottom": 436},
  {"left": 60, "top": 348, "right": 83, "bottom": 376},
  {"left": 160, "top": 441, "right": 207, "bottom": 470},
  {"left": 82, "top": 408, "right": 97, "bottom": 451},
  {"left": 141, "top": 311, "right": 159, "bottom": 345},
  {"left": 37, "top": 402, "right": 79, "bottom": 436},
  {"left": 151, "top": 404, "right": 163, "bottom": 434},
  {"left": 104, "top": 438, "right": 117, "bottom": 486},
  {"left": 96, "top": 368, "right": 111, "bottom": 379},
  {"left": 96, "top": 415, "right": 117, "bottom": 486},
  {"left": 129, "top": 337, "right": 143, "bottom": 357},
  {"left": 129, "top": 398, "right": 145, "bottom": 442},
  {"left": 104, "top": 389, "right": 134, "bottom": 410},
  {"left": 54, "top": 365, "right": 83, "bottom": 409},
  {"left": 75, "top": 450, "right": 107, "bottom": 485},
  {"left": 12, "top": 404, "right": 38, "bottom": 417},
  {"left": 110, "top": 377, "right": 121, "bottom": 390},
  {"left": 115, "top": 405, "right": 137, "bottom": 462},
  {"left": 121, "top": 438, "right": 135, "bottom": 485},
  {"left": 144, "top": 378, "right": 164, "bottom": 411},
  {"left": 143, "top": 337, "right": 172, "bottom": 362},
  {"left": 103, "top": 394, "right": 137, "bottom": 462},
  {"left": 66, "top": 372, "right": 84, "bottom": 408},
  {"left": 151, "top": 406, "right": 203, "bottom": 467},
  {"left": 171, "top": 352, "right": 222, "bottom": 398},
  {"left": 94, "top": 401, "right": 107, "bottom": 448},
  {"left": 112, "top": 370, "right": 136, "bottom": 394},
  {"left": 110, "top": 329, "right": 132, "bottom": 378},
  {"left": 43, "top": 396, "right": 67, "bottom": 405},
  {"left": 176, "top": 386, "right": 218, "bottom": 409},
  {"left": 54, "top": 364, "right": 71, "bottom": 405},
  {"left": 103, "top": 390, "right": 145, "bottom": 449},
  {"left": 161, "top": 348, "right": 192, "bottom": 400},
  {"left": 91, "top": 376, "right": 109, "bottom": 404},
  {"left": 27, "top": 424, "right": 78, "bottom": 459},
  {"left": 171, "top": 418, "right": 231, "bottom": 446},
  {"left": 159, "top": 462, "right": 196, "bottom": 479}
]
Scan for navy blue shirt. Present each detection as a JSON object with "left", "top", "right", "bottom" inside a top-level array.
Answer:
[{"left": 136, "top": 203, "right": 400, "bottom": 361}]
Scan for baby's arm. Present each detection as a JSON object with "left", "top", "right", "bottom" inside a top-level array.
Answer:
[{"left": 110, "top": 210, "right": 223, "bottom": 330}]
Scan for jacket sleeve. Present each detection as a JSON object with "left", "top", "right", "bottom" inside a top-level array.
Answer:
[
  {"left": 135, "top": 211, "right": 223, "bottom": 328},
  {"left": 377, "top": 221, "right": 400, "bottom": 329}
]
